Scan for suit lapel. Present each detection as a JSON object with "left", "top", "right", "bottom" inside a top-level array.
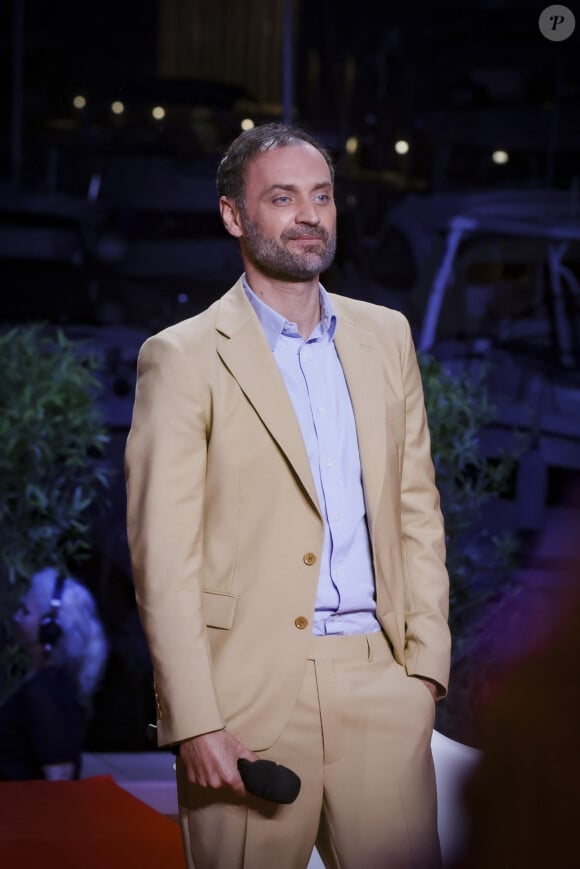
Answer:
[
  {"left": 216, "top": 282, "right": 321, "bottom": 516},
  {"left": 332, "top": 306, "right": 387, "bottom": 539}
]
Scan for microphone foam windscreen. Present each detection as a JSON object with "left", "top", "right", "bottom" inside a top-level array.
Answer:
[{"left": 237, "top": 758, "right": 301, "bottom": 804}]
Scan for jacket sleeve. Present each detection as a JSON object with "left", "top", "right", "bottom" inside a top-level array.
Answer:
[
  {"left": 398, "top": 314, "right": 451, "bottom": 695},
  {"left": 125, "top": 330, "right": 224, "bottom": 745}
]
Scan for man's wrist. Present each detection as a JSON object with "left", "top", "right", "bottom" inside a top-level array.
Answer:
[{"left": 172, "top": 727, "right": 226, "bottom": 755}]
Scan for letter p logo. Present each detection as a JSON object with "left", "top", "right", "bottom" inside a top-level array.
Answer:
[{"left": 539, "top": 5, "right": 576, "bottom": 41}]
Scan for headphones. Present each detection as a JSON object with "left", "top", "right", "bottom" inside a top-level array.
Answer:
[{"left": 38, "top": 573, "right": 66, "bottom": 653}]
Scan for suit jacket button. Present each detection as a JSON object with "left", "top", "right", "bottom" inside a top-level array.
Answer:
[
  {"left": 295, "top": 616, "right": 309, "bottom": 630},
  {"left": 303, "top": 552, "right": 317, "bottom": 565}
]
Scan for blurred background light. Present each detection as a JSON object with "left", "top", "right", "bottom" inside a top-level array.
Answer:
[
  {"left": 152, "top": 105, "right": 165, "bottom": 120},
  {"left": 72, "top": 95, "right": 86, "bottom": 109},
  {"left": 394, "top": 139, "right": 410, "bottom": 155},
  {"left": 111, "top": 101, "right": 125, "bottom": 115},
  {"left": 492, "top": 149, "right": 509, "bottom": 165},
  {"left": 345, "top": 136, "right": 358, "bottom": 155},
  {"left": 240, "top": 118, "right": 255, "bottom": 130}
]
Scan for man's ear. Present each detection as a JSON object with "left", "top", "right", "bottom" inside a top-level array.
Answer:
[{"left": 220, "top": 196, "right": 243, "bottom": 238}]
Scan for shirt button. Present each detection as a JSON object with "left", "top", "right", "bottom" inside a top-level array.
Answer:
[
  {"left": 295, "top": 616, "right": 309, "bottom": 630},
  {"left": 303, "top": 552, "right": 317, "bottom": 566}
]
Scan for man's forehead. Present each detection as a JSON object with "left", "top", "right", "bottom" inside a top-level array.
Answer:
[{"left": 245, "top": 143, "right": 332, "bottom": 184}]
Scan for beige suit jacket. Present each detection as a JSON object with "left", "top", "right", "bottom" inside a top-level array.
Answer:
[{"left": 125, "top": 278, "right": 451, "bottom": 749}]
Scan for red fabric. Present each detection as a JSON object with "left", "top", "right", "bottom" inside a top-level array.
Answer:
[{"left": 0, "top": 774, "right": 184, "bottom": 868}]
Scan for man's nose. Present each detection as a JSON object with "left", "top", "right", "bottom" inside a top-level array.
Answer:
[{"left": 295, "top": 199, "right": 320, "bottom": 224}]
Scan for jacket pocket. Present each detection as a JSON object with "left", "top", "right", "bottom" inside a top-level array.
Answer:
[{"left": 202, "top": 589, "right": 238, "bottom": 629}]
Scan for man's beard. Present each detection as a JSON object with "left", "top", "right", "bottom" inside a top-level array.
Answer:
[{"left": 239, "top": 210, "right": 336, "bottom": 282}]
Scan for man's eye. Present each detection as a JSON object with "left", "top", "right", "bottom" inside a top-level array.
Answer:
[
  {"left": 315, "top": 194, "right": 330, "bottom": 203},
  {"left": 273, "top": 196, "right": 291, "bottom": 204}
]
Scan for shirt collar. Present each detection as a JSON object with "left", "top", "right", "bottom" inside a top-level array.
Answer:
[{"left": 243, "top": 274, "right": 337, "bottom": 351}]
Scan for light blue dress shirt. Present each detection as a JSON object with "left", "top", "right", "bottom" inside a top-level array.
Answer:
[{"left": 244, "top": 278, "right": 382, "bottom": 636}]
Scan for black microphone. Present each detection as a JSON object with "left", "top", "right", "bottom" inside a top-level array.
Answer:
[{"left": 237, "top": 758, "right": 301, "bottom": 804}]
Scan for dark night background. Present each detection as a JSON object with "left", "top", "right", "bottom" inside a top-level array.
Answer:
[{"left": 1, "top": 0, "right": 579, "bottom": 751}]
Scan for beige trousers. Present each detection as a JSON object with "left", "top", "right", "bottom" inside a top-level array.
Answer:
[{"left": 177, "top": 631, "right": 440, "bottom": 869}]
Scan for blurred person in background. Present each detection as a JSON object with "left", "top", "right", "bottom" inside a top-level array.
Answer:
[{"left": 0, "top": 567, "right": 108, "bottom": 781}]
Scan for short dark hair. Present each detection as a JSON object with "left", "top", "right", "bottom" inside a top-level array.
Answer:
[{"left": 216, "top": 122, "right": 334, "bottom": 204}]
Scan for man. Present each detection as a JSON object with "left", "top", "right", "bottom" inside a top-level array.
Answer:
[{"left": 125, "top": 122, "right": 451, "bottom": 869}]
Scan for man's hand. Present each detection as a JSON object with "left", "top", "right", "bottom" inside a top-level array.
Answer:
[{"left": 178, "top": 729, "right": 258, "bottom": 796}]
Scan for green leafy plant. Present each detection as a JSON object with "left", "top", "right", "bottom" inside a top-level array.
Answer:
[
  {"left": 0, "top": 324, "right": 113, "bottom": 696},
  {"left": 419, "top": 355, "right": 519, "bottom": 632},
  {"left": 419, "top": 353, "right": 526, "bottom": 742}
]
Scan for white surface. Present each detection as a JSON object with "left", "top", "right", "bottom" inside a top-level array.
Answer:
[
  {"left": 82, "top": 751, "right": 179, "bottom": 815},
  {"left": 431, "top": 729, "right": 481, "bottom": 865}
]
